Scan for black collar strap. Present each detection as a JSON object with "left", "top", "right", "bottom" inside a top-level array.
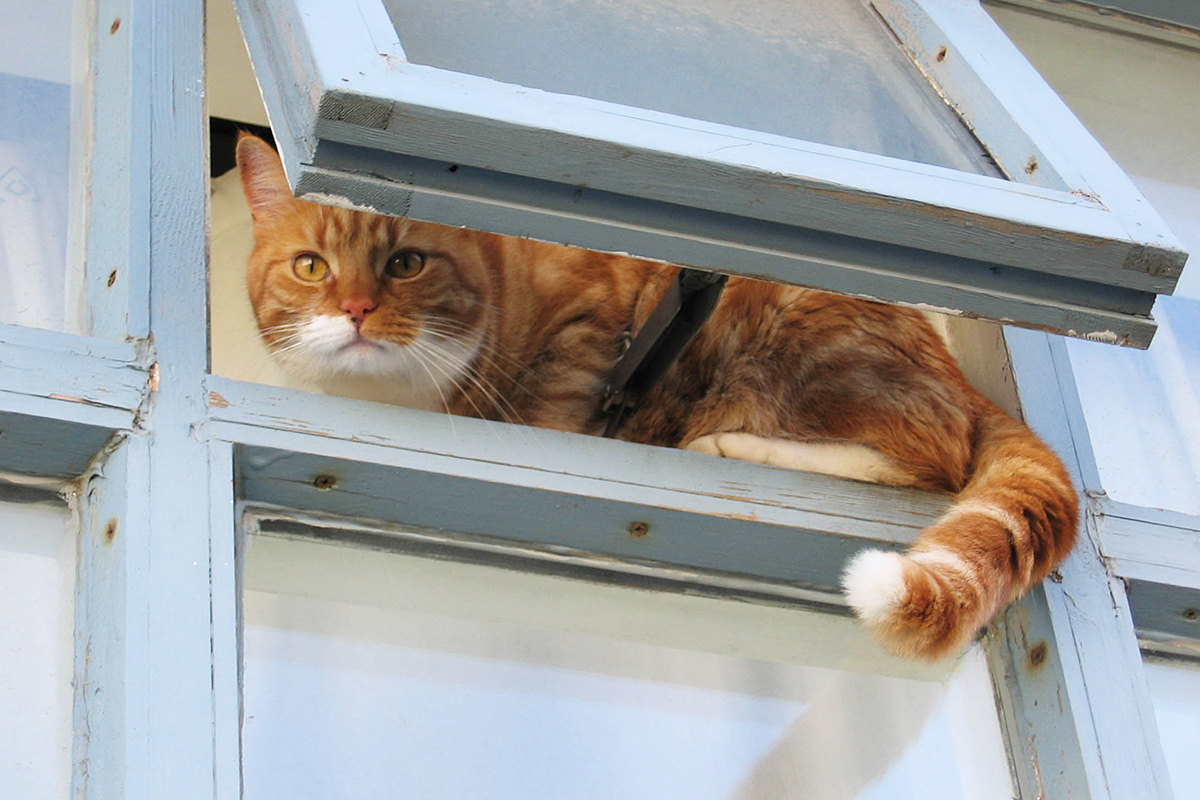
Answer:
[{"left": 601, "top": 268, "right": 728, "bottom": 437}]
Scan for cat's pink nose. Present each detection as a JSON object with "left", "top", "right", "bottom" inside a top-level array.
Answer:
[{"left": 341, "top": 296, "right": 377, "bottom": 327}]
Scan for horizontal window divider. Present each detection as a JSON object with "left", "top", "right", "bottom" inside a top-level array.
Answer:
[
  {"left": 0, "top": 408, "right": 129, "bottom": 480},
  {"left": 297, "top": 151, "right": 1161, "bottom": 347},
  {"left": 0, "top": 327, "right": 145, "bottom": 477},
  {"left": 0, "top": 324, "right": 149, "bottom": 413},
  {"left": 205, "top": 375, "right": 951, "bottom": 593},
  {"left": 1099, "top": 500, "right": 1200, "bottom": 590},
  {"left": 308, "top": 98, "right": 1181, "bottom": 293},
  {"left": 241, "top": 504, "right": 851, "bottom": 617},
  {"left": 1126, "top": 577, "right": 1200, "bottom": 656}
]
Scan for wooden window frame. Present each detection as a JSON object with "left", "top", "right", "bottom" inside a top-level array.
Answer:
[
  {"left": 230, "top": 0, "right": 1188, "bottom": 347},
  {"left": 0, "top": 0, "right": 1192, "bottom": 797}
]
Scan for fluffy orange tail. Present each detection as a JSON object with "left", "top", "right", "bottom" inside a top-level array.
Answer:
[{"left": 842, "top": 402, "right": 1079, "bottom": 660}]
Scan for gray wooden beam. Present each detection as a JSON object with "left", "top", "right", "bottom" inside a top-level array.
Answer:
[
  {"left": 990, "top": 327, "right": 1174, "bottom": 799},
  {"left": 208, "top": 374, "right": 950, "bottom": 600},
  {"left": 231, "top": 0, "right": 1186, "bottom": 347},
  {"left": 70, "top": 1, "right": 221, "bottom": 798}
]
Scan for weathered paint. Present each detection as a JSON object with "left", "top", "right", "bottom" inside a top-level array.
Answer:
[
  {"left": 992, "top": 327, "right": 1176, "bottom": 799},
  {"left": 0, "top": 1, "right": 1188, "bottom": 797},
  {"left": 231, "top": 0, "right": 1187, "bottom": 348}
]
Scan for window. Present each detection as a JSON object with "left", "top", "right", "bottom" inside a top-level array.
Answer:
[
  {"left": 232, "top": 0, "right": 1188, "bottom": 346},
  {"left": 0, "top": 0, "right": 1195, "bottom": 797},
  {"left": 241, "top": 531, "right": 1014, "bottom": 799}
]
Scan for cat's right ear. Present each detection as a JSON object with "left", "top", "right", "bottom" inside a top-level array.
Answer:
[{"left": 235, "top": 133, "right": 293, "bottom": 222}]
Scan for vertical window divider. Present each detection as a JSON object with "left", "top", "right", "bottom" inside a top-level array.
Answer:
[
  {"left": 991, "top": 327, "right": 1175, "bottom": 799},
  {"left": 70, "top": 0, "right": 217, "bottom": 798},
  {"left": 210, "top": 439, "right": 243, "bottom": 800}
]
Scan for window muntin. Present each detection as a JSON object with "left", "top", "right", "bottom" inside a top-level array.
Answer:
[{"left": 242, "top": 531, "right": 1015, "bottom": 800}]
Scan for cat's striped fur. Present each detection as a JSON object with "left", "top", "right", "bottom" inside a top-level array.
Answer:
[{"left": 237, "top": 134, "right": 1078, "bottom": 660}]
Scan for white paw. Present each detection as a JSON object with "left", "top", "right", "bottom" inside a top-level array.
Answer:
[
  {"left": 684, "top": 434, "right": 724, "bottom": 457},
  {"left": 683, "top": 432, "right": 772, "bottom": 462},
  {"left": 842, "top": 549, "right": 909, "bottom": 626}
]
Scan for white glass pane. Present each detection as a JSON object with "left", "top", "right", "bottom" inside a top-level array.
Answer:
[
  {"left": 383, "top": 0, "right": 996, "bottom": 176},
  {"left": 1144, "top": 658, "right": 1200, "bottom": 798},
  {"left": 0, "top": 0, "right": 84, "bottom": 332},
  {"left": 243, "top": 534, "right": 1014, "bottom": 800},
  {"left": 0, "top": 494, "right": 75, "bottom": 797}
]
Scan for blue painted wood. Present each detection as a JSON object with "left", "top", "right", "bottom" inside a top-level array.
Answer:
[
  {"left": 70, "top": 0, "right": 220, "bottom": 797},
  {"left": 231, "top": 0, "right": 1187, "bottom": 347},
  {"left": 1096, "top": 502, "right": 1200, "bottom": 652},
  {"left": 0, "top": 323, "right": 146, "bottom": 411},
  {"left": 72, "top": 434, "right": 152, "bottom": 800},
  {"left": 0, "top": 324, "right": 143, "bottom": 476},
  {"left": 86, "top": 0, "right": 152, "bottom": 339},
  {"left": 298, "top": 147, "right": 1161, "bottom": 346},
  {"left": 206, "top": 375, "right": 948, "bottom": 539},
  {"left": 208, "top": 440, "right": 242, "bottom": 800},
  {"left": 200, "top": 372, "right": 960, "bottom": 602},
  {"left": 133, "top": 0, "right": 220, "bottom": 794},
  {"left": 1124, "top": 579, "right": 1200, "bottom": 649},
  {"left": 878, "top": 0, "right": 1183, "bottom": 283},
  {"left": 996, "top": 327, "right": 1175, "bottom": 799},
  {"left": 235, "top": 441, "right": 902, "bottom": 597},
  {"left": 1101, "top": 502, "right": 1200, "bottom": 591},
  {"left": 0, "top": 409, "right": 123, "bottom": 479}
]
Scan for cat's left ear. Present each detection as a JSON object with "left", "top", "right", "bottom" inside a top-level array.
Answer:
[{"left": 236, "top": 133, "right": 293, "bottom": 222}]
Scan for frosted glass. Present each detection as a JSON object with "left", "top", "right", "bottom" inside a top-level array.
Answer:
[
  {"left": 0, "top": 497, "right": 76, "bottom": 799},
  {"left": 242, "top": 533, "right": 1014, "bottom": 800},
  {"left": 383, "top": 0, "right": 998, "bottom": 175},
  {"left": 1144, "top": 658, "right": 1200, "bottom": 799},
  {"left": 0, "top": 0, "right": 83, "bottom": 332}
]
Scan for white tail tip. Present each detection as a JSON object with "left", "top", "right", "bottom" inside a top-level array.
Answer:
[{"left": 842, "top": 549, "right": 909, "bottom": 626}]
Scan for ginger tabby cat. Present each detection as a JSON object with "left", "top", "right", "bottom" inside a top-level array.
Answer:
[{"left": 236, "top": 134, "right": 1078, "bottom": 661}]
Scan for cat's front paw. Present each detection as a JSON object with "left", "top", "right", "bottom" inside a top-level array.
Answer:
[
  {"left": 683, "top": 433, "right": 729, "bottom": 458},
  {"left": 684, "top": 432, "right": 771, "bottom": 462}
]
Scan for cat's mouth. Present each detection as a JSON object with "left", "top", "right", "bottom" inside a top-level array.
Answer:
[{"left": 339, "top": 333, "right": 386, "bottom": 353}]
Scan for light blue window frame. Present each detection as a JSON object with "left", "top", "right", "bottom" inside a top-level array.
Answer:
[
  {"left": 231, "top": 0, "right": 1188, "bottom": 347},
  {"left": 0, "top": 0, "right": 1193, "bottom": 797}
]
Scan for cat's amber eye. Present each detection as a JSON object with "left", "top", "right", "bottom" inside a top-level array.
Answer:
[
  {"left": 292, "top": 253, "right": 330, "bottom": 282},
  {"left": 385, "top": 250, "right": 426, "bottom": 280}
]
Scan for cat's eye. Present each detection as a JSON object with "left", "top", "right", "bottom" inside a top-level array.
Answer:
[
  {"left": 385, "top": 250, "right": 426, "bottom": 280},
  {"left": 292, "top": 253, "right": 329, "bottom": 282}
]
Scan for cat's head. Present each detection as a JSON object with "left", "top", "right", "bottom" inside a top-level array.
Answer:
[{"left": 235, "top": 134, "right": 491, "bottom": 394}]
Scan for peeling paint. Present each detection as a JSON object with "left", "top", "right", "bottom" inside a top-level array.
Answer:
[
  {"left": 1072, "top": 329, "right": 1122, "bottom": 345},
  {"left": 208, "top": 392, "right": 231, "bottom": 409},
  {"left": 48, "top": 393, "right": 89, "bottom": 404},
  {"left": 298, "top": 190, "right": 382, "bottom": 215}
]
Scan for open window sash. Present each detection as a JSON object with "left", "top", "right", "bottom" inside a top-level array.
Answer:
[{"left": 232, "top": 0, "right": 1187, "bottom": 348}]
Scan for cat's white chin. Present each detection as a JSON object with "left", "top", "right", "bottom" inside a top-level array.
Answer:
[{"left": 272, "top": 314, "right": 481, "bottom": 393}]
